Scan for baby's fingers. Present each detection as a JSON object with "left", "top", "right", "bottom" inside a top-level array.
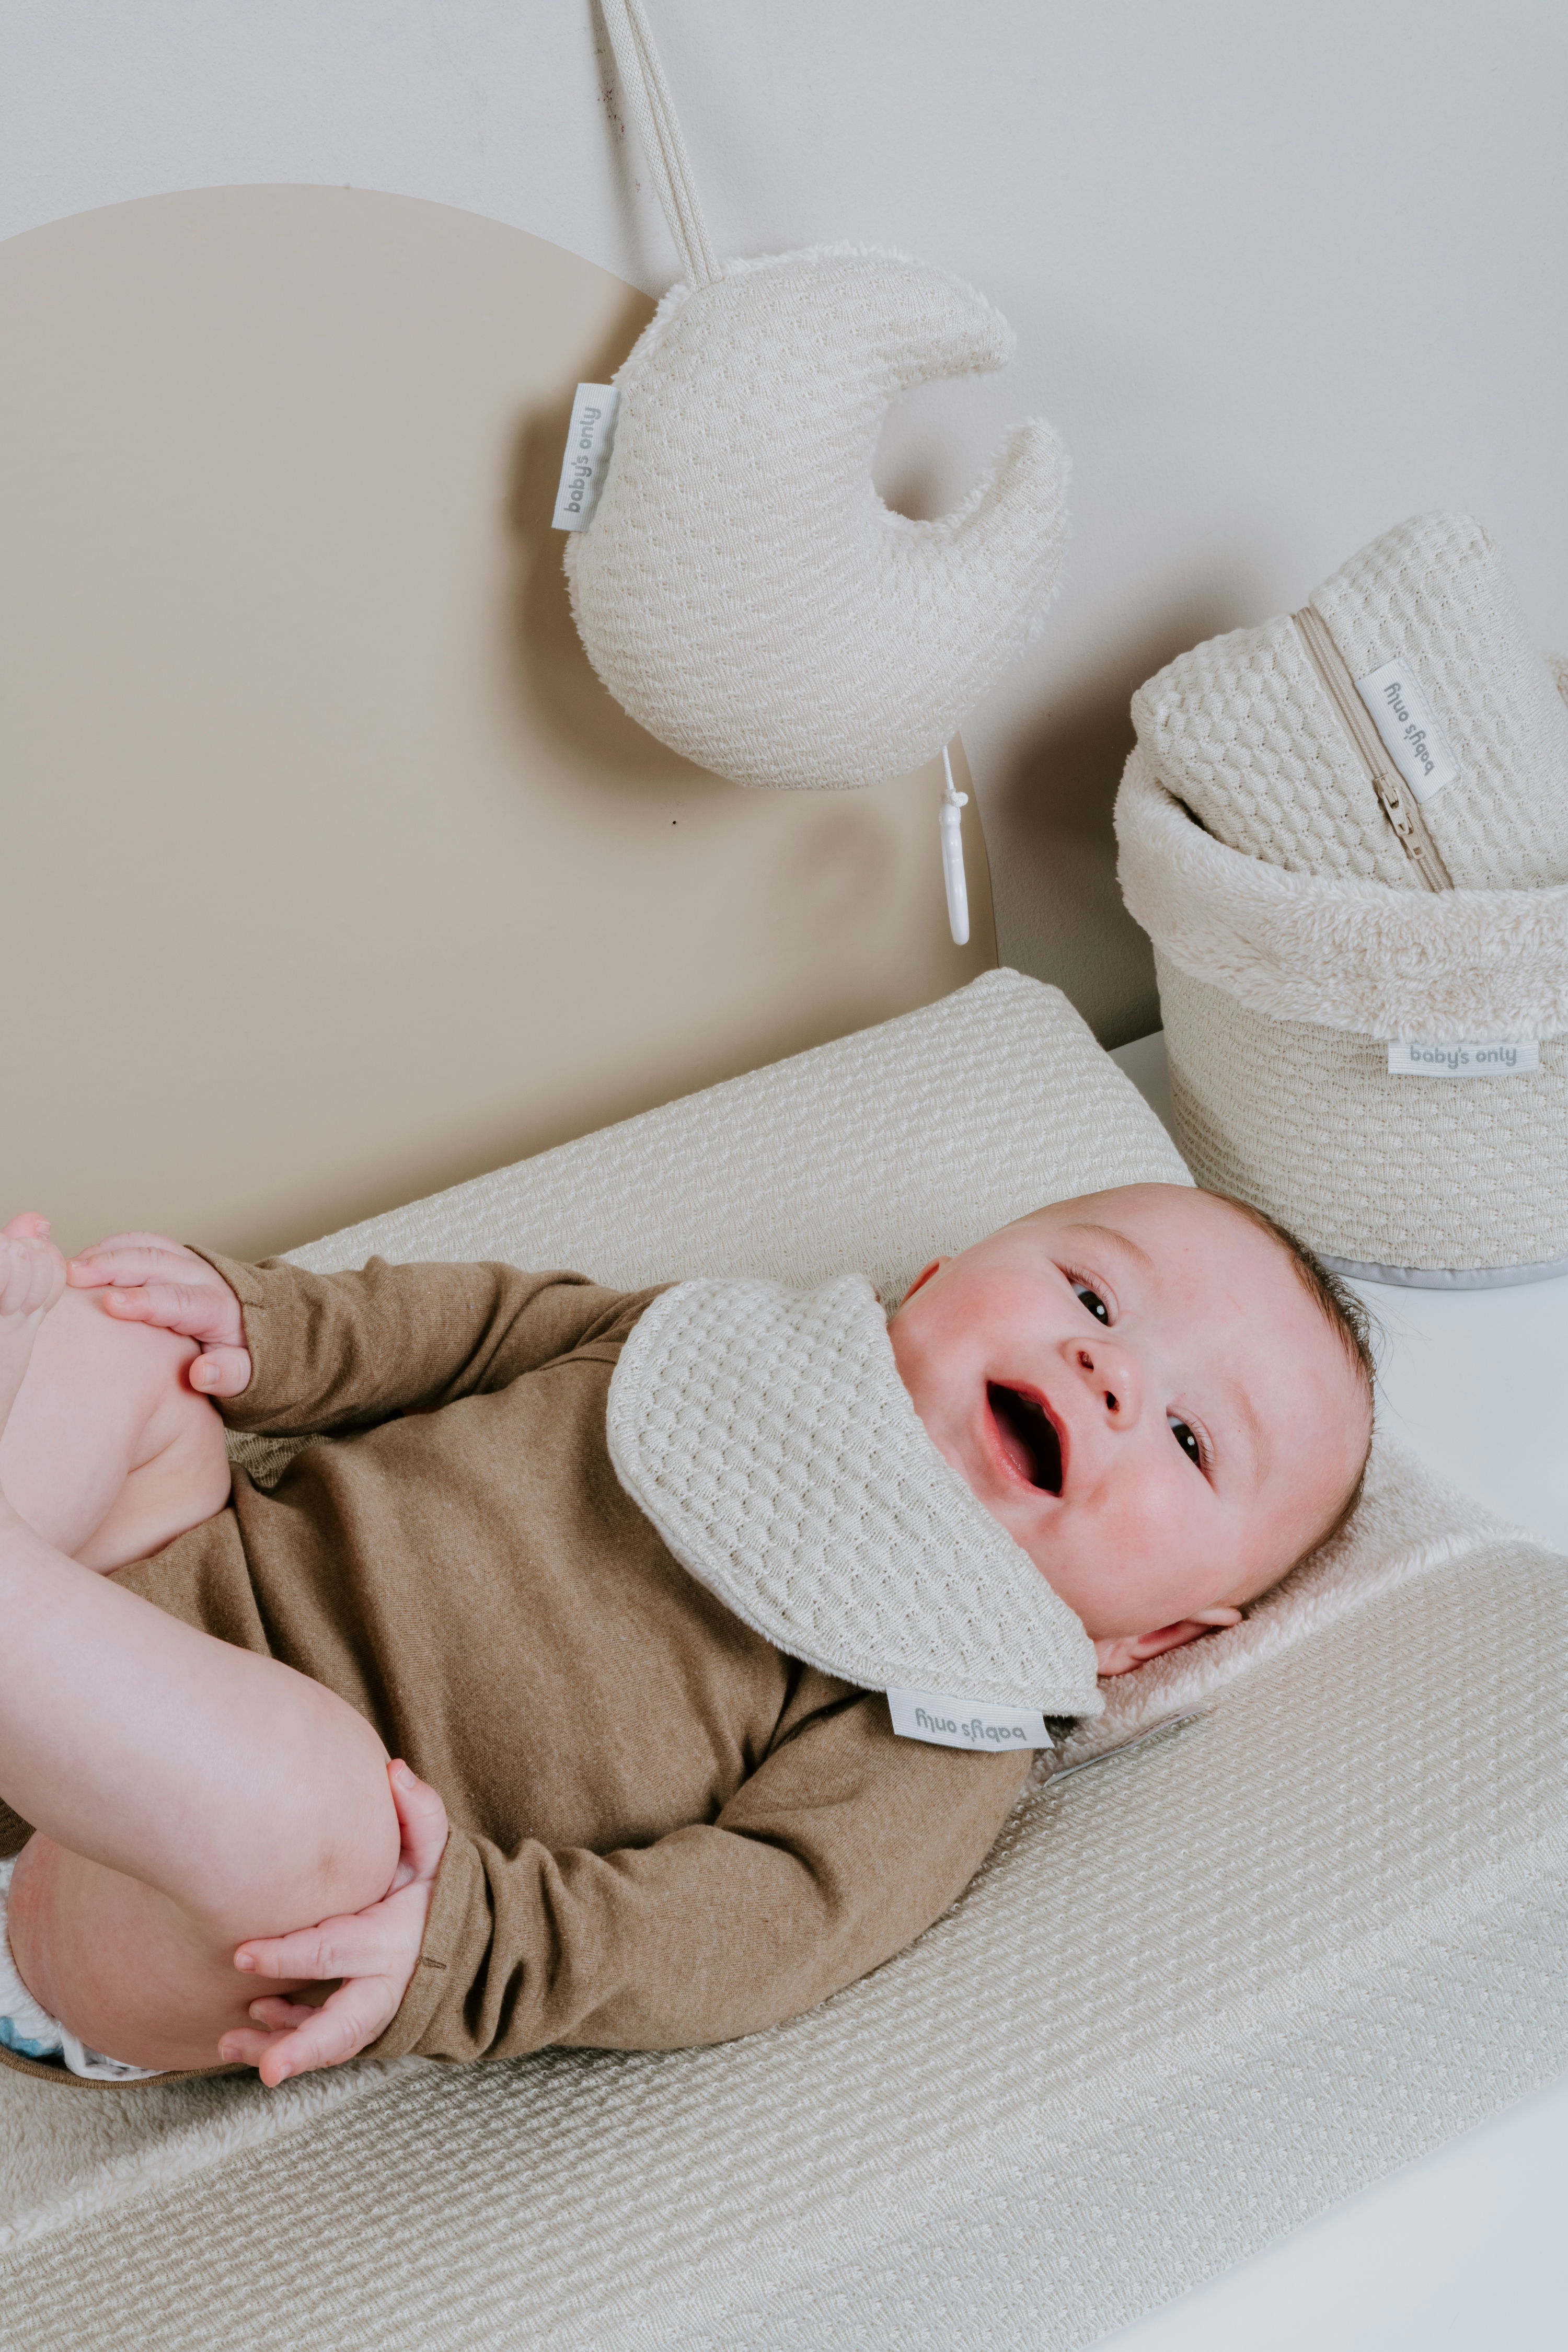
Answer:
[
  {"left": 98, "top": 1280, "right": 198, "bottom": 1326},
  {"left": 73, "top": 1230, "right": 188, "bottom": 1255},
  {"left": 235, "top": 1912, "right": 399, "bottom": 1984},
  {"left": 68, "top": 1242, "right": 195, "bottom": 1289},
  {"left": 243, "top": 1996, "right": 322, "bottom": 2031},
  {"left": 187, "top": 1344, "right": 252, "bottom": 1397},
  {"left": 386, "top": 1760, "right": 450, "bottom": 1889},
  {"left": 221, "top": 1978, "right": 395, "bottom": 2084},
  {"left": 98, "top": 1278, "right": 245, "bottom": 1350}
]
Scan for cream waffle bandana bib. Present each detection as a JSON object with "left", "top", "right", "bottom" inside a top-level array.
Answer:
[{"left": 606, "top": 1276, "right": 1103, "bottom": 1749}]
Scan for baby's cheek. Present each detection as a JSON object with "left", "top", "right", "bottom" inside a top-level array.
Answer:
[
  {"left": 1038, "top": 1512, "right": 1154, "bottom": 1640},
  {"left": 1103, "top": 1472, "right": 1211, "bottom": 1627}
]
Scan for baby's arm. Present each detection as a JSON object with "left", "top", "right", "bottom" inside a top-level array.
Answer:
[
  {"left": 360, "top": 1688, "right": 1030, "bottom": 2066},
  {"left": 73, "top": 1241, "right": 653, "bottom": 1436}
]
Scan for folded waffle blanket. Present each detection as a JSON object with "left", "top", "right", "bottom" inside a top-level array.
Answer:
[{"left": 1132, "top": 511, "right": 1568, "bottom": 893}]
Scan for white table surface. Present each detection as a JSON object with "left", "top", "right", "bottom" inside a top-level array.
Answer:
[{"left": 1101, "top": 1033, "right": 1568, "bottom": 2352}]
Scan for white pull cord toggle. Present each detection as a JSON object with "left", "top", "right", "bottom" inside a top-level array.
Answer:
[{"left": 939, "top": 745, "right": 970, "bottom": 946}]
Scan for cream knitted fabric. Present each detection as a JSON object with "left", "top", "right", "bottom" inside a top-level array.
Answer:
[
  {"left": 1132, "top": 512, "right": 1568, "bottom": 889},
  {"left": 1120, "top": 518, "right": 1568, "bottom": 1280},
  {"left": 1116, "top": 744, "right": 1568, "bottom": 1279},
  {"left": 606, "top": 1274, "right": 1101, "bottom": 1715},
  {"left": 1156, "top": 956, "right": 1568, "bottom": 1281},
  {"left": 1117, "top": 745, "right": 1568, "bottom": 1037},
  {"left": 563, "top": 246, "right": 1069, "bottom": 788},
  {"left": 6, "top": 1448, "right": 1563, "bottom": 2340}
]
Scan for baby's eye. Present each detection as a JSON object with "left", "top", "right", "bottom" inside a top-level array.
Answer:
[
  {"left": 1074, "top": 1285, "right": 1110, "bottom": 1324},
  {"left": 1169, "top": 1416, "right": 1204, "bottom": 1469}
]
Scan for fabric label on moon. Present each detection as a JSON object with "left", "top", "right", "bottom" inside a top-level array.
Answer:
[{"left": 552, "top": 385, "right": 620, "bottom": 531}]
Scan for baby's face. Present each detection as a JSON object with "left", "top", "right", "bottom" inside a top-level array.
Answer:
[{"left": 889, "top": 1184, "right": 1370, "bottom": 1674}]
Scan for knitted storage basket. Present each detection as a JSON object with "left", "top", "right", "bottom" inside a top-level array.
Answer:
[{"left": 1116, "top": 732, "right": 1568, "bottom": 1286}]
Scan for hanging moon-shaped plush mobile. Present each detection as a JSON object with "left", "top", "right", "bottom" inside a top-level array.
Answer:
[{"left": 561, "top": 1, "right": 1069, "bottom": 793}]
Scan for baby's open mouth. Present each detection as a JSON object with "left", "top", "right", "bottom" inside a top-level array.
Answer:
[{"left": 986, "top": 1384, "right": 1063, "bottom": 1495}]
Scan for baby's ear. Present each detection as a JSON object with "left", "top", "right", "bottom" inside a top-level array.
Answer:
[
  {"left": 896, "top": 1258, "right": 947, "bottom": 1306},
  {"left": 1094, "top": 1608, "right": 1242, "bottom": 1677}
]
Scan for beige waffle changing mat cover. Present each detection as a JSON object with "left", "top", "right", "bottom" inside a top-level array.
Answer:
[{"left": 3, "top": 972, "right": 1564, "bottom": 2351}]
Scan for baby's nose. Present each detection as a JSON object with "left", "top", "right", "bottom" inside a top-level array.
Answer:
[{"left": 1069, "top": 1339, "right": 1142, "bottom": 1424}]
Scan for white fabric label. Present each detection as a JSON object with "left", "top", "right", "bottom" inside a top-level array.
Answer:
[
  {"left": 887, "top": 1688, "right": 1053, "bottom": 1751},
  {"left": 1354, "top": 657, "right": 1459, "bottom": 803},
  {"left": 552, "top": 384, "right": 619, "bottom": 531},
  {"left": 1386, "top": 1040, "right": 1540, "bottom": 1076}
]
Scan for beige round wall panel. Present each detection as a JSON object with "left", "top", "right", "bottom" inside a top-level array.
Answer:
[{"left": 0, "top": 188, "right": 994, "bottom": 1259}]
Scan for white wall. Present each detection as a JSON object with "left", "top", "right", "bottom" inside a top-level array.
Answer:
[{"left": 5, "top": 0, "right": 1565, "bottom": 1035}]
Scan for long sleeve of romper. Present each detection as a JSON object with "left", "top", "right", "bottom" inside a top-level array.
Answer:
[
  {"left": 198, "top": 1252, "right": 656, "bottom": 1436},
  {"left": 174, "top": 1250, "right": 1033, "bottom": 2067},
  {"left": 371, "top": 1686, "right": 1031, "bottom": 2064}
]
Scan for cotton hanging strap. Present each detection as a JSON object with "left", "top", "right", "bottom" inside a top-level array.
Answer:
[{"left": 599, "top": 0, "right": 719, "bottom": 287}]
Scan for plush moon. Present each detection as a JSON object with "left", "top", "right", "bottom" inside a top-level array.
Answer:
[{"left": 564, "top": 245, "right": 1069, "bottom": 789}]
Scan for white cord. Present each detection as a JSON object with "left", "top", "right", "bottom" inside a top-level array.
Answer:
[
  {"left": 599, "top": 5, "right": 968, "bottom": 960},
  {"left": 939, "top": 745, "right": 970, "bottom": 947},
  {"left": 599, "top": 1, "right": 719, "bottom": 288}
]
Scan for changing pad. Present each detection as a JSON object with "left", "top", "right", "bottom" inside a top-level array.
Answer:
[{"left": 2, "top": 970, "right": 1563, "bottom": 2351}]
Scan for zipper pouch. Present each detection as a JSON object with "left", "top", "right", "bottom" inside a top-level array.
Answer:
[{"left": 1131, "top": 512, "right": 1568, "bottom": 894}]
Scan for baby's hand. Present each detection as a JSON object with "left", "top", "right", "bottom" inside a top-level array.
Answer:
[
  {"left": 219, "top": 1761, "right": 450, "bottom": 2087},
  {"left": 67, "top": 1233, "right": 252, "bottom": 1398}
]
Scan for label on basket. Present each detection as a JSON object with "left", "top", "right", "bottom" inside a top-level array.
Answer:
[
  {"left": 1386, "top": 1040, "right": 1540, "bottom": 1077},
  {"left": 886, "top": 1689, "right": 1052, "bottom": 1751},
  {"left": 1354, "top": 658, "right": 1459, "bottom": 803},
  {"left": 552, "top": 384, "right": 619, "bottom": 531}
]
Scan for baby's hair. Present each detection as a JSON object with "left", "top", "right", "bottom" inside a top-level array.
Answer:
[{"left": 1204, "top": 1189, "right": 1377, "bottom": 1580}]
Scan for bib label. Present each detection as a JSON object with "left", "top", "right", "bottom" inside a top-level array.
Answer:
[
  {"left": 552, "top": 384, "right": 619, "bottom": 531},
  {"left": 887, "top": 1688, "right": 1052, "bottom": 1752},
  {"left": 1354, "top": 657, "right": 1459, "bottom": 803},
  {"left": 1387, "top": 1039, "right": 1540, "bottom": 1076}
]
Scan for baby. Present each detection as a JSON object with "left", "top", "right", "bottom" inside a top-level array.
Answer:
[{"left": 0, "top": 1184, "right": 1371, "bottom": 2088}]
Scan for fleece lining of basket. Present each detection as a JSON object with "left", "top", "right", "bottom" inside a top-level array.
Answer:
[{"left": 1117, "top": 744, "right": 1568, "bottom": 1039}]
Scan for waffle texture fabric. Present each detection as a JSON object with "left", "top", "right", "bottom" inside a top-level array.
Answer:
[
  {"left": 1131, "top": 511, "right": 1568, "bottom": 889},
  {"left": 229, "top": 969, "right": 1190, "bottom": 1491},
  {"left": 563, "top": 246, "right": 1069, "bottom": 788},
  {"left": 1118, "top": 742, "right": 1568, "bottom": 1040},
  {"left": 1120, "top": 524, "right": 1568, "bottom": 1277},
  {"left": 1157, "top": 956, "right": 1568, "bottom": 1283},
  {"left": 1118, "top": 743, "right": 1568, "bottom": 1279},
  {"left": 4, "top": 1438, "right": 1562, "bottom": 2347},
  {"left": 607, "top": 1275, "right": 1101, "bottom": 1714},
  {"left": 281, "top": 970, "right": 1189, "bottom": 1291}
]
